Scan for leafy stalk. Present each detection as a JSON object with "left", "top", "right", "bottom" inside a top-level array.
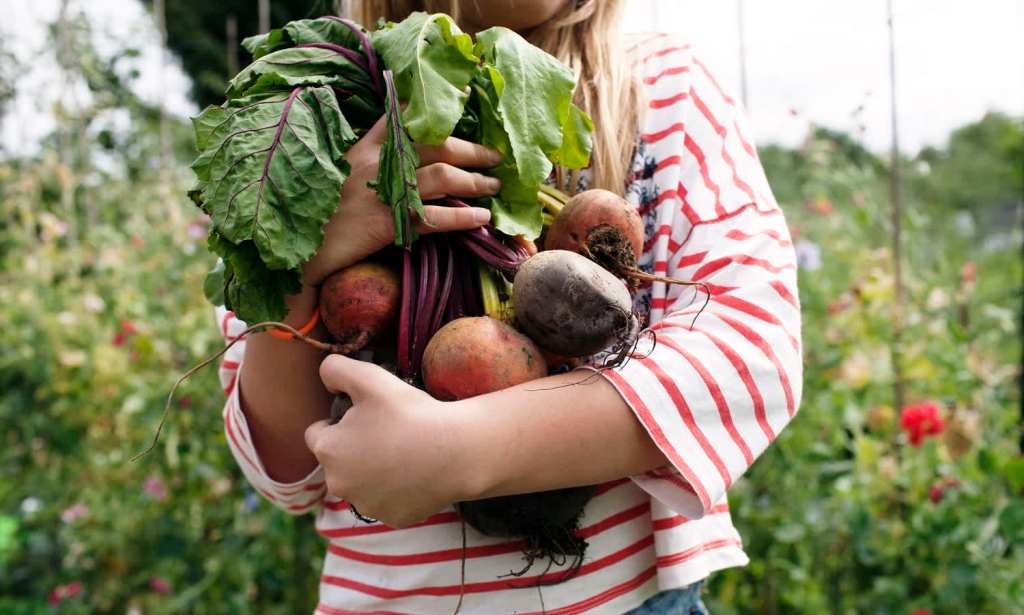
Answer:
[
  {"left": 324, "top": 16, "right": 385, "bottom": 100},
  {"left": 371, "top": 70, "right": 425, "bottom": 248}
]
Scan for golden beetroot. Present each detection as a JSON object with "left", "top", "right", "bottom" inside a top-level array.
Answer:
[{"left": 421, "top": 316, "right": 546, "bottom": 401}]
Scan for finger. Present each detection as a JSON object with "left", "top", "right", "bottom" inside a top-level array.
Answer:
[
  {"left": 416, "top": 204, "right": 491, "bottom": 234},
  {"left": 318, "top": 354, "right": 395, "bottom": 400},
  {"left": 416, "top": 163, "right": 501, "bottom": 200},
  {"left": 304, "top": 419, "right": 331, "bottom": 457},
  {"left": 360, "top": 113, "right": 390, "bottom": 147},
  {"left": 416, "top": 138, "right": 503, "bottom": 168}
]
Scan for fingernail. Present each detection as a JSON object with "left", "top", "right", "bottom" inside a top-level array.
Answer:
[
  {"left": 485, "top": 176, "right": 501, "bottom": 192},
  {"left": 487, "top": 149, "right": 503, "bottom": 165},
  {"left": 473, "top": 208, "right": 491, "bottom": 224}
]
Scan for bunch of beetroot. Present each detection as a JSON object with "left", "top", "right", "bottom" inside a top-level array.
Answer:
[
  {"left": 172, "top": 11, "right": 701, "bottom": 581},
  {"left": 320, "top": 188, "right": 653, "bottom": 576}
]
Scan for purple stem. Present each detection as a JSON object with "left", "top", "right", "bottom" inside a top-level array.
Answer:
[
  {"left": 325, "top": 16, "right": 385, "bottom": 101},
  {"left": 430, "top": 240, "right": 455, "bottom": 338},
  {"left": 397, "top": 248, "right": 416, "bottom": 378},
  {"left": 458, "top": 234, "right": 524, "bottom": 276},
  {"left": 412, "top": 236, "right": 438, "bottom": 372},
  {"left": 295, "top": 42, "right": 368, "bottom": 73}
]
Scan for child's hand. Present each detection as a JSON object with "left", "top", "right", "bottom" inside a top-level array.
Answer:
[
  {"left": 304, "top": 355, "right": 478, "bottom": 528},
  {"left": 301, "top": 115, "right": 502, "bottom": 287}
]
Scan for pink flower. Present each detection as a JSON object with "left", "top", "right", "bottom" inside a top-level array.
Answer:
[
  {"left": 149, "top": 576, "right": 172, "bottom": 595},
  {"left": 121, "top": 321, "right": 138, "bottom": 335},
  {"left": 48, "top": 580, "right": 83, "bottom": 606},
  {"left": 60, "top": 503, "right": 89, "bottom": 524},
  {"left": 900, "top": 401, "right": 945, "bottom": 447},
  {"left": 144, "top": 475, "right": 168, "bottom": 502},
  {"left": 187, "top": 221, "right": 206, "bottom": 240}
]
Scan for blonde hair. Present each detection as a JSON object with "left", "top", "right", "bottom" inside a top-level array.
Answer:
[{"left": 353, "top": 0, "right": 641, "bottom": 194}]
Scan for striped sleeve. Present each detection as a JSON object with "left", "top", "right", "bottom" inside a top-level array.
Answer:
[
  {"left": 215, "top": 306, "right": 326, "bottom": 515},
  {"left": 604, "top": 45, "right": 802, "bottom": 518}
]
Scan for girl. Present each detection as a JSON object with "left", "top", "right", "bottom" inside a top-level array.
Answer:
[{"left": 216, "top": 1, "right": 802, "bottom": 612}]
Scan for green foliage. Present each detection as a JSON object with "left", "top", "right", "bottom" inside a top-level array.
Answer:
[
  {"left": 473, "top": 26, "right": 592, "bottom": 238},
  {"left": 372, "top": 12, "right": 480, "bottom": 145},
  {"left": 193, "top": 12, "right": 594, "bottom": 323},
  {"left": 370, "top": 71, "right": 425, "bottom": 248},
  {"left": 0, "top": 152, "right": 323, "bottom": 613},
  {"left": 914, "top": 112, "right": 1024, "bottom": 236}
]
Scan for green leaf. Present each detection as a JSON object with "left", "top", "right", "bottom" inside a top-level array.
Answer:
[
  {"left": 1004, "top": 457, "right": 1024, "bottom": 493},
  {"left": 192, "top": 105, "right": 227, "bottom": 151},
  {"left": 998, "top": 499, "right": 1024, "bottom": 543},
  {"left": 208, "top": 233, "right": 302, "bottom": 323},
  {"left": 371, "top": 12, "right": 478, "bottom": 144},
  {"left": 472, "top": 71, "right": 543, "bottom": 238},
  {"left": 203, "top": 259, "right": 226, "bottom": 306},
  {"left": 551, "top": 103, "right": 594, "bottom": 169},
  {"left": 475, "top": 27, "right": 583, "bottom": 186},
  {"left": 192, "top": 87, "right": 356, "bottom": 271},
  {"left": 242, "top": 17, "right": 367, "bottom": 60},
  {"left": 371, "top": 70, "right": 424, "bottom": 247},
  {"left": 226, "top": 47, "right": 373, "bottom": 99}
]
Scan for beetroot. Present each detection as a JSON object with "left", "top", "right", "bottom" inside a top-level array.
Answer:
[
  {"left": 420, "top": 314, "right": 594, "bottom": 579},
  {"left": 421, "top": 316, "right": 546, "bottom": 401},
  {"left": 545, "top": 188, "right": 644, "bottom": 276},
  {"left": 319, "top": 261, "right": 401, "bottom": 351},
  {"left": 513, "top": 250, "right": 637, "bottom": 357}
]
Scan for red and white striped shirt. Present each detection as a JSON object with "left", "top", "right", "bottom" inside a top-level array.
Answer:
[{"left": 216, "top": 33, "right": 801, "bottom": 614}]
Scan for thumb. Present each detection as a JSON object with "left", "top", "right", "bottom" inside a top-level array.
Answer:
[
  {"left": 304, "top": 419, "right": 331, "bottom": 457},
  {"left": 318, "top": 354, "right": 395, "bottom": 400}
]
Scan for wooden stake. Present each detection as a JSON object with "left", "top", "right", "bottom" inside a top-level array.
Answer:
[
  {"left": 226, "top": 15, "right": 238, "bottom": 79},
  {"left": 887, "top": 0, "right": 906, "bottom": 411},
  {"left": 258, "top": 0, "right": 270, "bottom": 34}
]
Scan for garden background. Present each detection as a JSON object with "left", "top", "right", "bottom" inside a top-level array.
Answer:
[{"left": 1, "top": 1, "right": 1021, "bottom": 613}]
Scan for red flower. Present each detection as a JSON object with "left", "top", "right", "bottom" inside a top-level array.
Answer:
[
  {"left": 928, "top": 484, "right": 944, "bottom": 503},
  {"left": 899, "top": 401, "right": 945, "bottom": 446},
  {"left": 112, "top": 332, "right": 126, "bottom": 347},
  {"left": 48, "top": 580, "right": 83, "bottom": 606},
  {"left": 912, "top": 610, "right": 932, "bottom": 615},
  {"left": 805, "top": 198, "right": 833, "bottom": 215},
  {"left": 121, "top": 320, "right": 138, "bottom": 335},
  {"left": 960, "top": 262, "right": 976, "bottom": 285},
  {"left": 149, "top": 576, "right": 172, "bottom": 595}
]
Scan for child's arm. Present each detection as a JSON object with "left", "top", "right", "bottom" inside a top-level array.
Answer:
[{"left": 304, "top": 355, "right": 670, "bottom": 528}]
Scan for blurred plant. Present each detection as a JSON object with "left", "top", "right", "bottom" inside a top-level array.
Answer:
[{"left": 707, "top": 121, "right": 1023, "bottom": 615}]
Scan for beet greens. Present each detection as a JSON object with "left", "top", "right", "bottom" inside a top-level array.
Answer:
[{"left": 192, "top": 12, "right": 592, "bottom": 325}]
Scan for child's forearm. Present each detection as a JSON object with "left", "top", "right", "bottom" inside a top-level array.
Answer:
[
  {"left": 453, "top": 370, "right": 670, "bottom": 501},
  {"left": 238, "top": 285, "right": 332, "bottom": 483}
]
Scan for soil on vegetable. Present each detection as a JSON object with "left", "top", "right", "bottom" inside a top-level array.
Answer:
[{"left": 583, "top": 224, "right": 638, "bottom": 283}]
